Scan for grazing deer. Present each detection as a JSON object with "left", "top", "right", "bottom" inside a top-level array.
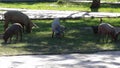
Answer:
[
  {"left": 3, "top": 23, "right": 23, "bottom": 43},
  {"left": 98, "top": 18, "right": 116, "bottom": 42},
  {"left": 4, "top": 10, "right": 37, "bottom": 33},
  {"left": 51, "top": 18, "right": 66, "bottom": 38}
]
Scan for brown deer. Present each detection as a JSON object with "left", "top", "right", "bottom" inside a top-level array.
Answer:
[
  {"left": 3, "top": 23, "right": 23, "bottom": 43},
  {"left": 4, "top": 10, "right": 36, "bottom": 33},
  {"left": 98, "top": 18, "right": 117, "bottom": 42}
]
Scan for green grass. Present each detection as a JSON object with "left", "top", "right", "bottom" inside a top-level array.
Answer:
[
  {"left": 0, "top": 2, "right": 120, "bottom": 12},
  {"left": 0, "top": 18, "right": 120, "bottom": 56},
  {"left": 0, "top": 2, "right": 120, "bottom": 56},
  {"left": 102, "top": 0, "right": 120, "bottom": 2}
]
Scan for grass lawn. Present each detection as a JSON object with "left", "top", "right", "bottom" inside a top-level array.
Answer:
[
  {"left": 0, "top": 18, "right": 120, "bottom": 56},
  {"left": 0, "top": 2, "right": 120, "bottom": 56},
  {"left": 0, "top": 1, "right": 120, "bottom": 12}
]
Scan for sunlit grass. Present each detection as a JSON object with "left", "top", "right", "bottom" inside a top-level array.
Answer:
[
  {"left": 102, "top": 0, "right": 120, "bottom": 2},
  {"left": 0, "top": 18, "right": 119, "bottom": 55},
  {"left": 0, "top": 2, "right": 120, "bottom": 55},
  {"left": 99, "top": 8, "right": 120, "bottom": 12},
  {"left": 0, "top": 2, "right": 119, "bottom": 12}
]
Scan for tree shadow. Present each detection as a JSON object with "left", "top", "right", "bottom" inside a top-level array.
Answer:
[
  {"left": 15, "top": 20, "right": 102, "bottom": 54},
  {"left": 0, "top": 1, "right": 56, "bottom": 5},
  {"left": 101, "top": 3, "right": 120, "bottom": 8},
  {"left": 1, "top": 19, "right": 120, "bottom": 55},
  {"left": 90, "top": 8, "right": 99, "bottom": 12}
]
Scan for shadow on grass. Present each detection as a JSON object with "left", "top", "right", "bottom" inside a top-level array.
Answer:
[
  {"left": 1, "top": 19, "right": 120, "bottom": 55},
  {"left": 0, "top": 2, "right": 56, "bottom": 5},
  {"left": 17, "top": 21, "right": 102, "bottom": 54},
  {"left": 101, "top": 3, "right": 120, "bottom": 8}
]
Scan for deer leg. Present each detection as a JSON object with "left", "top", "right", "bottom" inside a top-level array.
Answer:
[
  {"left": 52, "top": 31, "right": 54, "bottom": 38},
  {"left": 20, "top": 29, "right": 22, "bottom": 41},
  {"left": 15, "top": 32, "right": 19, "bottom": 43}
]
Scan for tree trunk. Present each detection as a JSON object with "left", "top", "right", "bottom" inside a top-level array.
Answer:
[
  {"left": 90, "top": 0, "right": 100, "bottom": 8},
  {"left": 90, "top": 0, "right": 100, "bottom": 12}
]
